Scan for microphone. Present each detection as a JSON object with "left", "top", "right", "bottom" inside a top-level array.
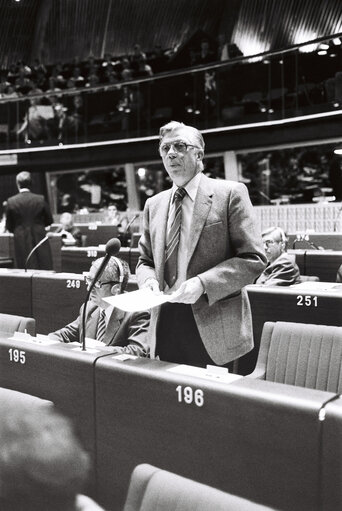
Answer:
[
  {"left": 258, "top": 191, "right": 273, "bottom": 204},
  {"left": 24, "top": 232, "right": 54, "bottom": 272},
  {"left": 118, "top": 213, "right": 139, "bottom": 247},
  {"left": 81, "top": 237, "right": 121, "bottom": 351}
]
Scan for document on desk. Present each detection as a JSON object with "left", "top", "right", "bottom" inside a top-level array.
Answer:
[{"left": 103, "top": 288, "right": 174, "bottom": 312}]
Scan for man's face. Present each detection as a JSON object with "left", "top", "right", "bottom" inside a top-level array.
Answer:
[
  {"left": 159, "top": 127, "right": 203, "bottom": 187},
  {"left": 262, "top": 232, "right": 284, "bottom": 263},
  {"left": 86, "top": 264, "right": 120, "bottom": 308}
]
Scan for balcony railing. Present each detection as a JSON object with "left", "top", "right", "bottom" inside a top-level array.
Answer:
[{"left": 1, "top": 33, "right": 342, "bottom": 151}]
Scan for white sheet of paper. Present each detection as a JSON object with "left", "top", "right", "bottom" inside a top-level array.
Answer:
[{"left": 103, "top": 288, "right": 173, "bottom": 312}]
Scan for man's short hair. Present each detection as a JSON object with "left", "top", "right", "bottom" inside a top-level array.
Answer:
[
  {"left": 262, "top": 226, "right": 288, "bottom": 246},
  {"left": 159, "top": 121, "right": 205, "bottom": 151},
  {"left": 0, "top": 405, "right": 90, "bottom": 511},
  {"left": 92, "top": 256, "right": 130, "bottom": 291},
  {"left": 16, "top": 171, "right": 32, "bottom": 189}
]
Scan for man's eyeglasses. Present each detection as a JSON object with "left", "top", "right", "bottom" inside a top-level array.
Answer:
[
  {"left": 159, "top": 141, "right": 200, "bottom": 156},
  {"left": 85, "top": 277, "right": 118, "bottom": 289},
  {"left": 263, "top": 239, "right": 280, "bottom": 248}
]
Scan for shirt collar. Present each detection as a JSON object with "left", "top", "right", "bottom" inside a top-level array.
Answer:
[
  {"left": 19, "top": 188, "right": 30, "bottom": 193},
  {"left": 171, "top": 172, "right": 202, "bottom": 203}
]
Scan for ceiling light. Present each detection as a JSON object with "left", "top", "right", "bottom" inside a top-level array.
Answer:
[
  {"left": 317, "top": 50, "right": 327, "bottom": 55},
  {"left": 332, "top": 38, "right": 341, "bottom": 46}
]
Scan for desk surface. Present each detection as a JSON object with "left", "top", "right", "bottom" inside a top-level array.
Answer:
[{"left": 94, "top": 355, "right": 332, "bottom": 511}]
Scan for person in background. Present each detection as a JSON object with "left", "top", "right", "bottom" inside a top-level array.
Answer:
[
  {"left": 136, "top": 120, "right": 266, "bottom": 369},
  {"left": 6, "top": 171, "right": 53, "bottom": 269},
  {"left": 0, "top": 402, "right": 105, "bottom": 511},
  {"left": 56, "top": 212, "right": 82, "bottom": 246},
  {"left": 255, "top": 226, "right": 301, "bottom": 286},
  {"left": 49, "top": 256, "right": 150, "bottom": 356},
  {"left": 0, "top": 201, "right": 7, "bottom": 233}
]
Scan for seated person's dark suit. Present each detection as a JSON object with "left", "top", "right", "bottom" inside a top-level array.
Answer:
[
  {"left": 49, "top": 302, "right": 150, "bottom": 357},
  {"left": 255, "top": 252, "right": 300, "bottom": 286}
]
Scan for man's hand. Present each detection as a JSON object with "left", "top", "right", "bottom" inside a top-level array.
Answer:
[
  {"left": 142, "top": 277, "right": 161, "bottom": 295},
  {"left": 168, "top": 277, "right": 204, "bottom": 304}
]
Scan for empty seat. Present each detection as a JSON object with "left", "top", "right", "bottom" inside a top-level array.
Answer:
[
  {"left": 123, "top": 463, "right": 278, "bottom": 511},
  {"left": 247, "top": 321, "right": 342, "bottom": 392},
  {"left": 0, "top": 312, "right": 35, "bottom": 336}
]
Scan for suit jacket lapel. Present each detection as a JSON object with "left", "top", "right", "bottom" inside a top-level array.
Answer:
[
  {"left": 152, "top": 189, "right": 172, "bottom": 285},
  {"left": 186, "top": 174, "right": 213, "bottom": 266},
  {"left": 104, "top": 308, "right": 125, "bottom": 344}
]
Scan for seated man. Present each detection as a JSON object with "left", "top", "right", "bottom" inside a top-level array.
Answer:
[
  {"left": 49, "top": 256, "right": 150, "bottom": 356},
  {"left": 255, "top": 226, "right": 301, "bottom": 286},
  {"left": 0, "top": 403, "right": 104, "bottom": 511},
  {"left": 55, "top": 212, "right": 82, "bottom": 246}
]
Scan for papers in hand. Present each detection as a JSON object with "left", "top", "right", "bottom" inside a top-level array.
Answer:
[{"left": 103, "top": 287, "right": 173, "bottom": 312}]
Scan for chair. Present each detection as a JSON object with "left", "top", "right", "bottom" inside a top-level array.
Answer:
[
  {"left": 247, "top": 321, "right": 342, "bottom": 392},
  {"left": 0, "top": 312, "right": 36, "bottom": 336},
  {"left": 123, "top": 464, "right": 278, "bottom": 511}
]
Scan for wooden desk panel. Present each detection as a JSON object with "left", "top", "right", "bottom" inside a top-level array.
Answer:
[
  {"left": 74, "top": 224, "right": 118, "bottom": 246},
  {"left": 239, "top": 284, "right": 342, "bottom": 375},
  {"left": 0, "top": 269, "right": 34, "bottom": 316},
  {"left": 288, "top": 233, "right": 342, "bottom": 251},
  {"left": 32, "top": 272, "right": 87, "bottom": 334},
  {"left": 0, "top": 337, "right": 113, "bottom": 499},
  {"left": 0, "top": 233, "right": 14, "bottom": 258},
  {"left": 304, "top": 250, "right": 342, "bottom": 282},
  {"left": 94, "top": 357, "right": 331, "bottom": 511},
  {"left": 61, "top": 246, "right": 106, "bottom": 273}
]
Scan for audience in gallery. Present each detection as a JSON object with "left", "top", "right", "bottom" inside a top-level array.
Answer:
[
  {"left": 0, "top": 400, "right": 105, "bottom": 511},
  {"left": 255, "top": 226, "right": 301, "bottom": 286},
  {"left": 49, "top": 255, "right": 150, "bottom": 356}
]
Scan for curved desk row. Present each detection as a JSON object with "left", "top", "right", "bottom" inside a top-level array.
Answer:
[{"left": 0, "top": 336, "right": 341, "bottom": 511}]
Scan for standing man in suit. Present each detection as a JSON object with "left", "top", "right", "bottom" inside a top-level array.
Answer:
[
  {"left": 136, "top": 121, "right": 266, "bottom": 368},
  {"left": 6, "top": 171, "right": 53, "bottom": 269},
  {"left": 49, "top": 256, "right": 150, "bottom": 356}
]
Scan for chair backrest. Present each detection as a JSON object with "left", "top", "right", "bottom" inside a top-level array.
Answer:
[
  {"left": 0, "top": 312, "right": 35, "bottom": 336},
  {"left": 123, "top": 464, "right": 278, "bottom": 511},
  {"left": 249, "top": 321, "right": 342, "bottom": 392}
]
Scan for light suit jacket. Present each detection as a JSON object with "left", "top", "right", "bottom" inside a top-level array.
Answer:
[
  {"left": 136, "top": 173, "right": 267, "bottom": 365},
  {"left": 50, "top": 302, "right": 150, "bottom": 357}
]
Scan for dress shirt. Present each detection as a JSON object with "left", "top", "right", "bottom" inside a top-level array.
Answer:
[{"left": 166, "top": 172, "right": 202, "bottom": 291}]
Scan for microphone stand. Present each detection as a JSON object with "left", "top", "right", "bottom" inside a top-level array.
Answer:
[
  {"left": 80, "top": 237, "right": 121, "bottom": 351},
  {"left": 24, "top": 234, "right": 50, "bottom": 272},
  {"left": 118, "top": 213, "right": 138, "bottom": 247}
]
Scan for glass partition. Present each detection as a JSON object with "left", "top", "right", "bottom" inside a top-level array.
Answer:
[{"left": 0, "top": 33, "right": 341, "bottom": 150}]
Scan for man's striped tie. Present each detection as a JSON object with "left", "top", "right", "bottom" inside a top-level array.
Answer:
[
  {"left": 96, "top": 309, "right": 107, "bottom": 343},
  {"left": 164, "top": 187, "right": 187, "bottom": 287}
]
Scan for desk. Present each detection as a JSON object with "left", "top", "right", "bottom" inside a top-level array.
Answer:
[
  {"left": 0, "top": 233, "right": 14, "bottom": 259},
  {"left": 0, "top": 335, "right": 113, "bottom": 498},
  {"left": 61, "top": 246, "right": 106, "bottom": 273},
  {"left": 74, "top": 224, "right": 118, "bottom": 246},
  {"left": 94, "top": 356, "right": 332, "bottom": 511},
  {"left": 239, "top": 283, "right": 342, "bottom": 375},
  {"left": 32, "top": 272, "right": 87, "bottom": 334},
  {"left": 0, "top": 269, "right": 36, "bottom": 317},
  {"left": 61, "top": 246, "right": 131, "bottom": 273},
  {"left": 288, "top": 233, "right": 342, "bottom": 251},
  {"left": 305, "top": 250, "right": 342, "bottom": 282}
]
